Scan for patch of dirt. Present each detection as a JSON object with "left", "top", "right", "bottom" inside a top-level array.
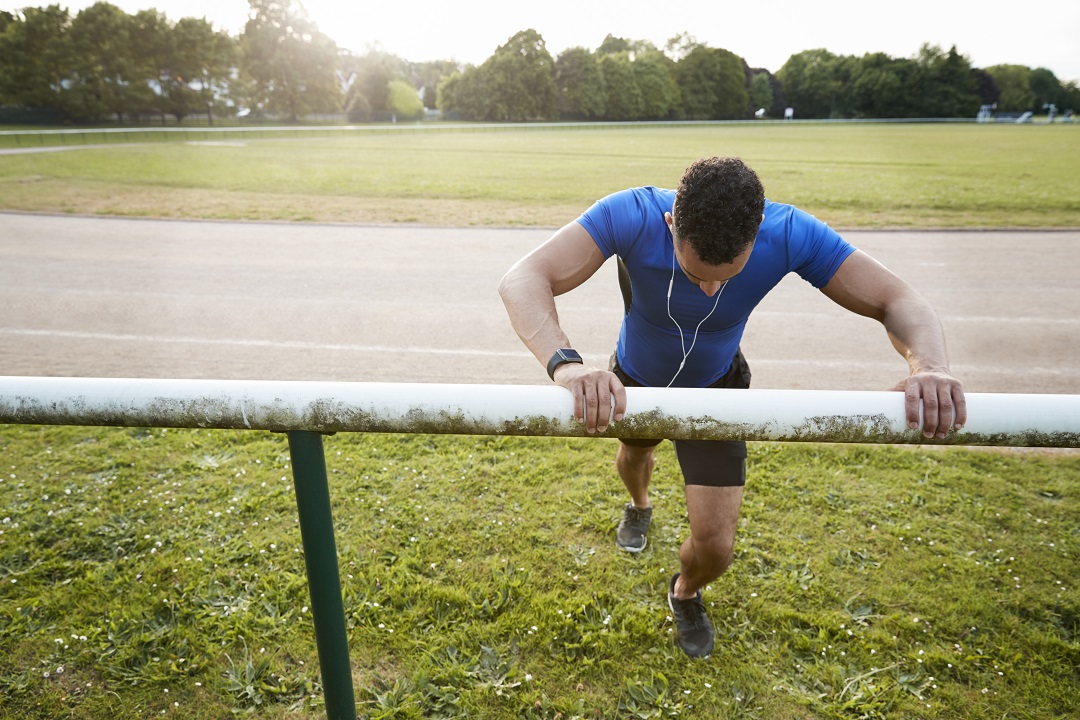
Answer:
[{"left": 0, "top": 180, "right": 576, "bottom": 228}]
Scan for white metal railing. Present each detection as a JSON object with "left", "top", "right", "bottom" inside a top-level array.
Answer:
[{"left": 2, "top": 376, "right": 1078, "bottom": 447}]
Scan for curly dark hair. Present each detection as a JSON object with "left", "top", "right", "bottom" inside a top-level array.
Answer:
[{"left": 672, "top": 157, "right": 765, "bottom": 265}]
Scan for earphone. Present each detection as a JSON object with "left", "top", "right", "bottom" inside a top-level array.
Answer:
[{"left": 665, "top": 239, "right": 727, "bottom": 387}]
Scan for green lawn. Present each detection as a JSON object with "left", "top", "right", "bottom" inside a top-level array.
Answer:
[
  {"left": 2, "top": 122, "right": 1078, "bottom": 719},
  {"left": 1, "top": 426, "right": 1077, "bottom": 719},
  {"left": 1, "top": 123, "right": 1078, "bottom": 227}
]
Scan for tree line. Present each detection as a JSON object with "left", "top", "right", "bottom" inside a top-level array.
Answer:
[{"left": 1, "top": 0, "right": 1077, "bottom": 125}]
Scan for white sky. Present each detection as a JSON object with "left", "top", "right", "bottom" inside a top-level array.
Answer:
[{"left": 27, "top": 0, "right": 1080, "bottom": 82}]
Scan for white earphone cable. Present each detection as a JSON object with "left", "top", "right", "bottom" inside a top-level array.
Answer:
[{"left": 665, "top": 244, "right": 726, "bottom": 388}]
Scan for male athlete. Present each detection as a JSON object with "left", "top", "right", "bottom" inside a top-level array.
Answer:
[{"left": 498, "top": 157, "right": 966, "bottom": 658}]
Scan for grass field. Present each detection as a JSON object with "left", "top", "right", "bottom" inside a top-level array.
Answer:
[
  {"left": 1, "top": 426, "right": 1078, "bottom": 719},
  {"left": 1, "top": 122, "right": 1079, "bottom": 719},
  {"left": 1, "top": 123, "right": 1078, "bottom": 228}
]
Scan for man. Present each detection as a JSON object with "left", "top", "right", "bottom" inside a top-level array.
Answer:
[{"left": 498, "top": 157, "right": 966, "bottom": 658}]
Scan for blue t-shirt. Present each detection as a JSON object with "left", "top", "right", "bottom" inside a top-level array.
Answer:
[{"left": 577, "top": 187, "right": 855, "bottom": 388}]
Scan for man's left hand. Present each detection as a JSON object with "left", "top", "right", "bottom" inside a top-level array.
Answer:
[{"left": 893, "top": 371, "right": 967, "bottom": 439}]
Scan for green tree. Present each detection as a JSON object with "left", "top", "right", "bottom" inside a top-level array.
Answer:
[
  {"left": 985, "top": 64, "right": 1035, "bottom": 112},
  {"left": 387, "top": 78, "right": 422, "bottom": 121},
  {"left": 749, "top": 71, "right": 774, "bottom": 115},
  {"left": 412, "top": 59, "right": 459, "bottom": 110},
  {"left": 675, "top": 46, "right": 719, "bottom": 119},
  {"left": 1062, "top": 80, "right": 1080, "bottom": 112},
  {"left": 241, "top": 0, "right": 340, "bottom": 121},
  {"left": 849, "top": 52, "right": 916, "bottom": 118},
  {"left": 172, "top": 17, "right": 237, "bottom": 124},
  {"left": 345, "top": 91, "right": 371, "bottom": 122},
  {"left": 597, "top": 33, "right": 631, "bottom": 56},
  {"left": 971, "top": 68, "right": 1000, "bottom": 107},
  {"left": 555, "top": 46, "right": 605, "bottom": 119},
  {"left": 1029, "top": 67, "right": 1065, "bottom": 111},
  {"left": 634, "top": 51, "right": 680, "bottom": 119},
  {"left": 440, "top": 29, "right": 557, "bottom": 122},
  {"left": 910, "top": 44, "right": 980, "bottom": 117},
  {"left": 599, "top": 53, "right": 642, "bottom": 120},
  {"left": 777, "top": 48, "right": 849, "bottom": 118},
  {"left": 129, "top": 9, "right": 179, "bottom": 121},
  {"left": 676, "top": 46, "right": 750, "bottom": 119},
  {"left": 596, "top": 34, "right": 658, "bottom": 58},
  {"left": 485, "top": 29, "right": 558, "bottom": 121},
  {"left": 347, "top": 49, "right": 406, "bottom": 114},
  {"left": 0, "top": 5, "right": 72, "bottom": 110},
  {"left": 714, "top": 48, "right": 751, "bottom": 118},
  {"left": 67, "top": 2, "right": 137, "bottom": 121},
  {"left": 436, "top": 69, "right": 478, "bottom": 119},
  {"left": 663, "top": 32, "right": 701, "bottom": 61}
]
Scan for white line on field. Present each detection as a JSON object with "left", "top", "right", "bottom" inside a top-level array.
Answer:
[{"left": 0, "top": 327, "right": 536, "bottom": 358}]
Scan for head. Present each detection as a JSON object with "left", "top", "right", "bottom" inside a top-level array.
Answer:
[{"left": 670, "top": 157, "right": 765, "bottom": 266}]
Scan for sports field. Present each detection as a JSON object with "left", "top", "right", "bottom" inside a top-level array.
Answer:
[
  {"left": 1, "top": 122, "right": 1078, "bottom": 228},
  {"left": 1, "top": 123, "right": 1078, "bottom": 719}
]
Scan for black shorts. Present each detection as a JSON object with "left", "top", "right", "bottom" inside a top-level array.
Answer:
[{"left": 611, "top": 350, "right": 751, "bottom": 487}]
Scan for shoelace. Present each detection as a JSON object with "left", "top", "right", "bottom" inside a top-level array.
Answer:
[
  {"left": 626, "top": 507, "right": 649, "bottom": 526},
  {"left": 674, "top": 594, "right": 710, "bottom": 629}
]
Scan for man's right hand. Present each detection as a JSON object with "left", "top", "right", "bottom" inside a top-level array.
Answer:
[{"left": 552, "top": 364, "right": 627, "bottom": 434}]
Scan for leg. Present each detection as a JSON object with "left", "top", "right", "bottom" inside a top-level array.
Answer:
[
  {"left": 614, "top": 440, "right": 659, "bottom": 552},
  {"left": 665, "top": 481, "right": 742, "bottom": 658},
  {"left": 674, "top": 484, "right": 744, "bottom": 598},
  {"left": 616, "top": 440, "right": 656, "bottom": 508}
]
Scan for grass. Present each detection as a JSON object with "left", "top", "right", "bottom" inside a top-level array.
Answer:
[
  {"left": 1, "top": 123, "right": 1078, "bottom": 227},
  {"left": 2, "top": 121, "right": 1078, "bottom": 718},
  {"left": 1, "top": 425, "right": 1077, "bottom": 719}
]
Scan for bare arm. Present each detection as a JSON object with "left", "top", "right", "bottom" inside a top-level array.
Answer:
[
  {"left": 820, "top": 250, "right": 967, "bottom": 438},
  {"left": 498, "top": 221, "right": 626, "bottom": 433}
]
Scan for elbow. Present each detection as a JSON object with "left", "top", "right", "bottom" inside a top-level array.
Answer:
[
  {"left": 498, "top": 266, "right": 528, "bottom": 309},
  {"left": 497, "top": 269, "right": 515, "bottom": 304}
]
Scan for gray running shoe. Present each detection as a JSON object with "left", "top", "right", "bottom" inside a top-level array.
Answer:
[
  {"left": 667, "top": 573, "right": 714, "bottom": 658},
  {"left": 616, "top": 503, "right": 652, "bottom": 552}
]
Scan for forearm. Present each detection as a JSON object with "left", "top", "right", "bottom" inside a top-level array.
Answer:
[
  {"left": 881, "top": 296, "right": 952, "bottom": 374},
  {"left": 498, "top": 268, "right": 572, "bottom": 366},
  {"left": 820, "top": 249, "right": 964, "bottom": 436}
]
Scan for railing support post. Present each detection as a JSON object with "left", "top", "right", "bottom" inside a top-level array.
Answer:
[{"left": 286, "top": 430, "right": 357, "bottom": 720}]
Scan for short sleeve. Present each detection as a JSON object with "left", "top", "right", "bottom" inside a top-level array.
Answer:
[
  {"left": 576, "top": 189, "right": 651, "bottom": 259},
  {"left": 784, "top": 206, "right": 857, "bottom": 288}
]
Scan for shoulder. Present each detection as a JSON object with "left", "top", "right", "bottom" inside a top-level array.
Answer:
[
  {"left": 758, "top": 199, "right": 830, "bottom": 237},
  {"left": 584, "top": 186, "right": 674, "bottom": 218},
  {"left": 578, "top": 186, "right": 674, "bottom": 257},
  {"left": 757, "top": 200, "right": 855, "bottom": 286}
]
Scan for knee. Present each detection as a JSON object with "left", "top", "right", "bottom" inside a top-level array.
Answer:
[
  {"left": 696, "top": 533, "right": 736, "bottom": 574},
  {"left": 617, "top": 444, "right": 655, "bottom": 472}
]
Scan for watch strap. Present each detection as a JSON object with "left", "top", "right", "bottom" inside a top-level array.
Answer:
[{"left": 546, "top": 348, "right": 583, "bottom": 380}]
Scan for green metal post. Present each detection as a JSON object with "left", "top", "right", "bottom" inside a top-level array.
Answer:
[{"left": 286, "top": 431, "right": 357, "bottom": 720}]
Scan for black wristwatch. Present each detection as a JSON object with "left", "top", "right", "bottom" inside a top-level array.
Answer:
[{"left": 546, "top": 348, "right": 583, "bottom": 380}]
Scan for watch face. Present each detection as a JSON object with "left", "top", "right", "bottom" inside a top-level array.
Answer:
[{"left": 559, "top": 349, "right": 582, "bottom": 362}]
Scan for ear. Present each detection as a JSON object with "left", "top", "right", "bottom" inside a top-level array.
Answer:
[{"left": 664, "top": 212, "right": 674, "bottom": 229}]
